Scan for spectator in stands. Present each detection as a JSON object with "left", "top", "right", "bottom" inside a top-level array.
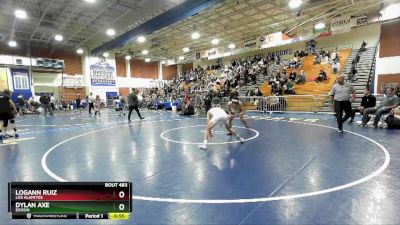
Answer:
[
  {"left": 230, "top": 87, "right": 239, "bottom": 100},
  {"left": 348, "top": 65, "right": 358, "bottom": 82},
  {"left": 349, "top": 87, "right": 376, "bottom": 123},
  {"left": 314, "top": 54, "right": 321, "bottom": 65},
  {"left": 289, "top": 71, "right": 297, "bottom": 81},
  {"left": 285, "top": 80, "right": 295, "bottom": 95},
  {"left": 316, "top": 69, "right": 327, "bottom": 83},
  {"left": 332, "top": 61, "right": 340, "bottom": 74},
  {"left": 255, "top": 87, "right": 263, "bottom": 96},
  {"left": 360, "top": 41, "right": 367, "bottom": 52},
  {"left": 295, "top": 70, "right": 306, "bottom": 84},
  {"left": 361, "top": 87, "right": 399, "bottom": 128}
]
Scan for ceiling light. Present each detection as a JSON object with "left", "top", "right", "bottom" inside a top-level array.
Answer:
[
  {"left": 54, "top": 34, "right": 63, "bottom": 41},
  {"left": 103, "top": 52, "right": 109, "bottom": 57},
  {"left": 15, "top": 9, "right": 27, "bottom": 19},
  {"left": 191, "top": 31, "right": 200, "bottom": 39},
  {"left": 289, "top": 0, "right": 302, "bottom": 9},
  {"left": 76, "top": 48, "right": 84, "bottom": 54},
  {"left": 228, "top": 43, "right": 236, "bottom": 49},
  {"left": 167, "top": 60, "right": 174, "bottom": 64},
  {"left": 125, "top": 55, "right": 132, "bottom": 60},
  {"left": 314, "top": 22, "right": 325, "bottom": 30},
  {"left": 8, "top": 41, "right": 17, "bottom": 47},
  {"left": 161, "top": 60, "right": 166, "bottom": 64},
  {"left": 179, "top": 56, "right": 185, "bottom": 60},
  {"left": 106, "top": 29, "right": 115, "bottom": 36},
  {"left": 142, "top": 50, "right": 149, "bottom": 55},
  {"left": 137, "top": 36, "right": 146, "bottom": 43},
  {"left": 183, "top": 47, "right": 190, "bottom": 53},
  {"left": 84, "top": 0, "right": 96, "bottom": 2},
  {"left": 211, "top": 38, "right": 220, "bottom": 45},
  {"left": 145, "top": 58, "right": 151, "bottom": 62}
]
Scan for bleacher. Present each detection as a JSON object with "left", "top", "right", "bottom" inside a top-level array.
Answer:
[{"left": 251, "top": 48, "right": 353, "bottom": 111}]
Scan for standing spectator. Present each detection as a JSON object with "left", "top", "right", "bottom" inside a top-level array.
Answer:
[
  {"left": 39, "top": 93, "right": 53, "bottom": 116},
  {"left": 88, "top": 92, "right": 95, "bottom": 114},
  {"left": 16, "top": 95, "right": 25, "bottom": 114},
  {"left": 127, "top": 89, "right": 144, "bottom": 122},
  {"left": 349, "top": 87, "right": 376, "bottom": 123},
  {"left": 94, "top": 95, "right": 101, "bottom": 116},
  {"left": 0, "top": 89, "right": 19, "bottom": 143},
  {"left": 76, "top": 94, "right": 82, "bottom": 113},
  {"left": 329, "top": 75, "right": 356, "bottom": 132},
  {"left": 361, "top": 87, "right": 399, "bottom": 128}
]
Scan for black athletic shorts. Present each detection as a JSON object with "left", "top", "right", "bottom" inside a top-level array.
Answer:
[{"left": 0, "top": 112, "right": 15, "bottom": 121}]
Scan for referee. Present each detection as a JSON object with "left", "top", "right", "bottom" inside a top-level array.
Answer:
[{"left": 329, "top": 75, "right": 356, "bottom": 133}]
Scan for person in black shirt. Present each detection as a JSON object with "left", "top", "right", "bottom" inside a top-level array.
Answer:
[
  {"left": 349, "top": 87, "right": 376, "bottom": 123},
  {"left": 39, "top": 94, "right": 53, "bottom": 116},
  {"left": 76, "top": 94, "right": 82, "bottom": 113},
  {"left": 0, "top": 89, "right": 18, "bottom": 142}
]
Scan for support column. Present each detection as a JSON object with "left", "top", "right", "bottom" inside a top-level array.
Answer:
[
  {"left": 177, "top": 64, "right": 183, "bottom": 77},
  {"left": 126, "top": 59, "right": 131, "bottom": 77},
  {"left": 158, "top": 61, "right": 163, "bottom": 80}
]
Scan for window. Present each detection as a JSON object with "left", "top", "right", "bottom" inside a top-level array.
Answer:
[{"left": 13, "top": 74, "right": 29, "bottom": 90}]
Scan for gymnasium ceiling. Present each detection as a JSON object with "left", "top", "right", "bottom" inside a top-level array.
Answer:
[
  {"left": 0, "top": 0, "right": 385, "bottom": 60},
  {"left": 0, "top": 0, "right": 185, "bottom": 50}
]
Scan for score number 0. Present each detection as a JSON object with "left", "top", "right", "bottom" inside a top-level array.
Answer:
[{"left": 118, "top": 191, "right": 126, "bottom": 211}]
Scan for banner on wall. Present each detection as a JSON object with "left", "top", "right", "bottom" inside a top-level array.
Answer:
[
  {"left": 11, "top": 68, "right": 30, "bottom": 90},
  {"left": 350, "top": 15, "right": 368, "bottom": 27},
  {"left": 331, "top": 15, "right": 352, "bottom": 34},
  {"left": 243, "top": 37, "right": 259, "bottom": 48},
  {"left": 0, "top": 67, "right": 8, "bottom": 91},
  {"left": 10, "top": 68, "right": 32, "bottom": 101},
  {"left": 90, "top": 57, "right": 116, "bottom": 86}
]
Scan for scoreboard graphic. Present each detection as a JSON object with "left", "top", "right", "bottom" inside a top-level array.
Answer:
[{"left": 8, "top": 182, "right": 132, "bottom": 220}]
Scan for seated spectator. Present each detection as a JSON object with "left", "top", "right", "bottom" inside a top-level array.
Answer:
[
  {"left": 316, "top": 70, "right": 327, "bottom": 83},
  {"left": 361, "top": 87, "right": 400, "bottom": 128},
  {"left": 255, "top": 87, "right": 263, "bottom": 96},
  {"left": 314, "top": 54, "right": 321, "bottom": 65},
  {"left": 332, "top": 61, "right": 340, "bottom": 74},
  {"left": 295, "top": 70, "right": 306, "bottom": 84},
  {"left": 284, "top": 81, "right": 295, "bottom": 95},
  {"left": 350, "top": 87, "right": 376, "bottom": 123},
  {"left": 289, "top": 71, "right": 297, "bottom": 81}
]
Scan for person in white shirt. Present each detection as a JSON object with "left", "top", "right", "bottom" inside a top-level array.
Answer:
[
  {"left": 88, "top": 92, "right": 95, "bottom": 114},
  {"left": 199, "top": 107, "right": 245, "bottom": 150}
]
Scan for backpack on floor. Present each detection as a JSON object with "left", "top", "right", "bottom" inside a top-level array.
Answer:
[{"left": 385, "top": 112, "right": 400, "bottom": 129}]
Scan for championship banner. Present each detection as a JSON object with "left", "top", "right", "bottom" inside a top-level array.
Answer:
[
  {"left": 0, "top": 67, "right": 8, "bottom": 90},
  {"left": 90, "top": 58, "right": 116, "bottom": 86},
  {"left": 10, "top": 68, "right": 30, "bottom": 90},
  {"left": 243, "top": 37, "right": 258, "bottom": 48},
  {"left": 331, "top": 15, "right": 351, "bottom": 34}
]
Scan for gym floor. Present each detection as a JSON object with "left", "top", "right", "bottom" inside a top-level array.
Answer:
[{"left": 0, "top": 109, "right": 399, "bottom": 225}]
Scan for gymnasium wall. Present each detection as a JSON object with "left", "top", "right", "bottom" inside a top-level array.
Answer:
[
  {"left": 115, "top": 56, "right": 127, "bottom": 77},
  {"left": 131, "top": 59, "right": 158, "bottom": 79},
  {"left": 182, "top": 63, "right": 193, "bottom": 72},
  {"left": 0, "top": 45, "right": 83, "bottom": 76},
  {"left": 375, "top": 20, "right": 400, "bottom": 94},
  {"left": 162, "top": 65, "right": 178, "bottom": 80},
  {"left": 30, "top": 47, "right": 83, "bottom": 75}
]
